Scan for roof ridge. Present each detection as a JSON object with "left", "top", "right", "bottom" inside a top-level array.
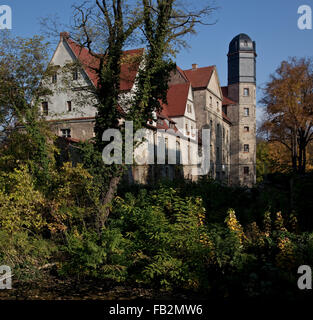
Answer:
[{"left": 183, "top": 65, "right": 215, "bottom": 72}]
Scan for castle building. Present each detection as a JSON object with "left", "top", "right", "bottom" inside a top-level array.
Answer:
[{"left": 45, "top": 32, "right": 257, "bottom": 187}]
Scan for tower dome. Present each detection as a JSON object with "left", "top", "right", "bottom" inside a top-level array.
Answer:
[
  {"left": 228, "top": 33, "right": 255, "bottom": 55},
  {"left": 227, "top": 33, "right": 256, "bottom": 85}
]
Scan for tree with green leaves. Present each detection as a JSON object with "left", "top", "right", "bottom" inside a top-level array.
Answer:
[
  {"left": 0, "top": 32, "right": 56, "bottom": 186},
  {"left": 41, "top": 0, "right": 217, "bottom": 227}
]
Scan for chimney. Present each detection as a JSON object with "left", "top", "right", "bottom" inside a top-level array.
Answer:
[
  {"left": 192, "top": 64, "right": 198, "bottom": 70},
  {"left": 60, "top": 32, "right": 70, "bottom": 40}
]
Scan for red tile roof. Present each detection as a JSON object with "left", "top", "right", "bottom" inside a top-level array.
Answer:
[
  {"left": 66, "top": 37, "right": 144, "bottom": 91},
  {"left": 160, "top": 82, "right": 190, "bottom": 118},
  {"left": 183, "top": 66, "right": 215, "bottom": 89},
  {"left": 176, "top": 65, "right": 189, "bottom": 82}
]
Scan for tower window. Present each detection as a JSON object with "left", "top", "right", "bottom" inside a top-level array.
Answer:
[
  {"left": 244, "top": 126, "right": 250, "bottom": 132},
  {"left": 61, "top": 128, "right": 71, "bottom": 138},
  {"left": 67, "top": 101, "right": 72, "bottom": 112},
  {"left": 42, "top": 102, "right": 48, "bottom": 116},
  {"left": 209, "top": 96, "right": 212, "bottom": 107},
  {"left": 187, "top": 104, "right": 192, "bottom": 113},
  {"left": 244, "top": 108, "right": 250, "bottom": 116},
  {"left": 244, "top": 167, "right": 250, "bottom": 175},
  {"left": 244, "top": 40, "right": 248, "bottom": 47},
  {"left": 244, "top": 144, "right": 249, "bottom": 152},
  {"left": 244, "top": 88, "right": 250, "bottom": 96}
]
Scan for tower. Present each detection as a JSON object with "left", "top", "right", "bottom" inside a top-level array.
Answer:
[{"left": 226, "top": 34, "right": 257, "bottom": 186}]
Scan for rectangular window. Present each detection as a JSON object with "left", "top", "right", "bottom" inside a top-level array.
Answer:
[
  {"left": 67, "top": 101, "right": 72, "bottom": 112},
  {"left": 244, "top": 167, "right": 250, "bottom": 175},
  {"left": 42, "top": 102, "right": 48, "bottom": 116},
  {"left": 244, "top": 144, "right": 249, "bottom": 152},
  {"left": 244, "top": 108, "right": 250, "bottom": 116},
  {"left": 185, "top": 124, "right": 189, "bottom": 135},
  {"left": 244, "top": 88, "right": 249, "bottom": 96},
  {"left": 52, "top": 73, "right": 57, "bottom": 84},
  {"left": 209, "top": 96, "right": 212, "bottom": 107},
  {"left": 73, "top": 68, "right": 78, "bottom": 81},
  {"left": 61, "top": 129, "right": 71, "bottom": 138},
  {"left": 244, "top": 126, "right": 250, "bottom": 132},
  {"left": 187, "top": 104, "right": 192, "bottom": 113}
]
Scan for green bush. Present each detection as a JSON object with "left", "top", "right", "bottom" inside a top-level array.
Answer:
[{"left": 0, "top": 230, "right": 56, "bottom": 281}]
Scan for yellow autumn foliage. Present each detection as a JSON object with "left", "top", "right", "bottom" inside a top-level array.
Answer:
[{"left": 0, "top": 165, "right": 47, "bottom": 233}]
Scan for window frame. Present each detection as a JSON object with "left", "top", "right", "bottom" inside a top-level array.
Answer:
[
  {"left": 244, "top": 108, "right": 250, "bottom": 117},
  {"left": 67, "top": 101, "right": 72, "bottom": 112},
  {"left": 61, "top": 128, "right": 71, "bottom": 138},
  {"left": 42, "top": 102, "right": 48, "bottom": 116},
  {"left": 73, "top": 68, "right": 78, "bottom": 81},
  {"left": 52, "top": 73, "right": 57, "bottom": 84}
]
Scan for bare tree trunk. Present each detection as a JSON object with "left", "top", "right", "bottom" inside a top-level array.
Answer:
[{"left": 97, "top": 175, "right": 121, "bottom": 230}]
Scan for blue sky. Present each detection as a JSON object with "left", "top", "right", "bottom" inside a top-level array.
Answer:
[{"left": 5, "top": 0, "right": 313, "bottom": 120}]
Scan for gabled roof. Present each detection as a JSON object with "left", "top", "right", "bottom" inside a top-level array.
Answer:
[
  {"left": 175, "top": 65, "right": 189, "bottom": 82},
  {"left": 63, "top": 35, "right": 144, "bottom": 91},
  {"left": 160, "top": 82, "right": 191, "bottom": 118},
  {"left": 183, "top": 66, "right": 215, "bottom": 89}
]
